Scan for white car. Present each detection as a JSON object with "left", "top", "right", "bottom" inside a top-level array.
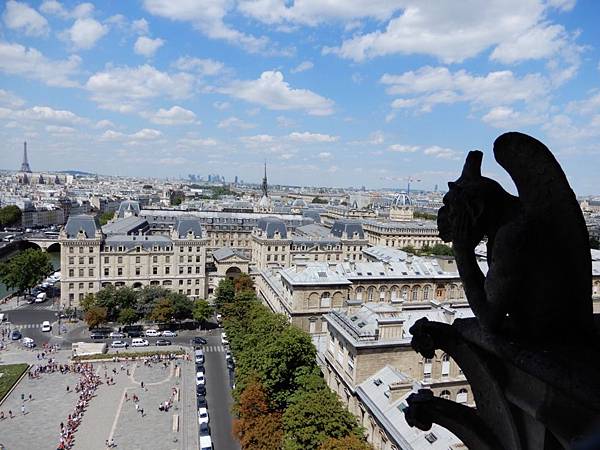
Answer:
[
  {"left": 198, "top": 407, "right": 209, "bottom": 425},
  {"left": 22, "top": 337, "right": 35, "bottom": 348},
  {"left": 145, "top": 329, "right": 160, "bottom": 337},
  {"left": 131, "top": 338, "right": 150, "bottom": 347},
  {"left": 35, "top": 292, "right": 47, "bottom": 303},
  {"left": 111, "top": 340, "right": 129, "bottom": 348},
  {"left": 161, "top": 330, "right": 177, "bottom": 337},
  {"left": 41, "top": 321, "right": 51, "bottom": 332},
  {"left": 196, "top": 372, "right": 206, "bottom": 386},
  {"left": 221, "top": 332, "right": 229, "bottom": 345},
  {"left": 225, "top": 350, "right": 232, "bottom": 360},
  {"left": 109, "top": 331, "right": 125, "bottom": 339}
]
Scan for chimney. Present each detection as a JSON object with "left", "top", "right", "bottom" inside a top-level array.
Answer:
[{"left": 388, "top": 380, "right": 413, "bottom": 403}]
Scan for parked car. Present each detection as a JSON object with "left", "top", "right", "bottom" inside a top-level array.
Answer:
[
  {"left": 199, "top": 421, "right": 210, "bottom": 437},
  {"left": 90, "top": 332, "right": 107, "bottom": 340},
  {"left": 227, "top": 359, "right": 235, "bottom": 370},
  {"left": 10, "top": 329, "right": 22, "bottom": 340},
  {"left": 155, "top": 339, "right": 171, "bottom": 346},
  {"left": 111, "top": 340, "right": 129, "bottom": 348},
  {"left": 221, "top": 332, "right": 228, "bottom": 345},
  {"left": 161, "top": 330, "right": 177, "bottom": 337},
  {"left": 196, "top": 395, "right": 207, "bottom": 408},
  {"left": 196, "top": 385, "right": 206, "bottom": 396},
  {"left": 123, "top": 325, "right": 144, "bottom": 337},
  {"left": 145, "top": 329, "right": 160, "bottom": 337},
  {"left": 131, "top": 338, "right": 150, "bottom": 347},
  {"left": 35, "top": 292, "right": 47, "bottom": 303},
  {"left": 192, "top": 336, "right": 207, "bottom": 345},
  {"left": 196, "top": 372, "right": 206, "bottom": 386},
  {"left": 195, "top": 362, "right": 205, "bottom": 372},
  {"left": 22, "top": 337, "right": 35, "bottom": 348},
  {"left": 41, "top": 321, "right": 51, "bottom": 332},
  {"left": 225, "top": 350, "right": 232, "bottom": 360},
  {"left": 198, "top": 407, "right": 209, "bottom": 425},
  {"left": 109, "top": 331, "right": 125, "bottom": 339}
]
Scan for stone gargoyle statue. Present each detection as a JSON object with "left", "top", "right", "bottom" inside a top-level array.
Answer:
[{"left": 438, "top": 131, "right": 595, "bottom": 345}]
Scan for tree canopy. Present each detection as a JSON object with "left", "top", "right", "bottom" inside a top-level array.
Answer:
[
  {"left": 192, "top": 300, "right": 213, "bottom": 325},
  {"left": 0, "top": 205, "right": 22, "bottom": 227},
  {"left": 0, "top": 248, "right": 52, "bottom": 293},
  {"left": 98, "top": 211, "right": 114, "bottom": 225}
]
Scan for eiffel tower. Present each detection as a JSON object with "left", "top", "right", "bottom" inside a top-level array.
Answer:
[{"left": 20, "top": 141, "right": 32, "bottom": 173}]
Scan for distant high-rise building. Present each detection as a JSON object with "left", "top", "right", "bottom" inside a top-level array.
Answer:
[
  {"left": 20, "top": 141, "right": 32, "bottom": 173},
  {"left": 234, "top": 175, "right": 238, "bottom": 184}
]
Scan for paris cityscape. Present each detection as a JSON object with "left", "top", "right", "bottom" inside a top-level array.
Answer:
[{"left": 1, "top": 1, "right": 600, "bottom": 450}]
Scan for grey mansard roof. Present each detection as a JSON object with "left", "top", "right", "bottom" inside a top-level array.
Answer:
[
  {"left": 213, "top": 247, "right": 249, "bottom": 262},
  {"left": 256, "top": 217, "right": 288, "bottom": 238},
  {"left": 64, "top": 215, "right": 101, "bottom": 239},
  {"left": 330, "top": 220, "right": 365, "bottom": 239},
  {"left": 175, "top": 216, "right": 204, "bottom": 238},
  {"left": 116, "top": 200, "right": 141, "bottom": 218},
  {"left": 105, "top": 235, "right": 171, "bottom": 250},
  {"left": 102, "top": 215, "right": 149, "bottom": 235}
]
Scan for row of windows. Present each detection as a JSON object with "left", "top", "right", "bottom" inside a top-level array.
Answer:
[
  {"left": 68, "top": 257, "right": 94, "bottom": 265},
  {"left": 68, "top": 268, "right": 94, "bottom": 277},
  {"left": 68, "top": 246, "right": 95, "bottom": 254}
]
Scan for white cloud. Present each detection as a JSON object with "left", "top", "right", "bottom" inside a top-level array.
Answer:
[
  {"left": 288, "top": 131, "right": 338, "bottom": 143},
  {"left": 0, "top": 89, "right": 25, "bottom": 108},
  {"left": 276, "top": 116, "right": 295, "bottom": 128},
  {"left": 143, "top": 0, "right": 270, "bottom": 53},
  {"left": 173, "top": 56, "right": 225, "bottom": 76},
  {"left": 40, "top": 0, "right": 68, "bottom": 17},
  {"left": 218, "top": 116, "right": 255, "bottom": 130},
  {"left": 239, "top": 134, "right": 274, "bottom": 146},
  {"left": 177, "top": 137, "right": 217, "bottom": 147},
  {"left": 481, "top": 106, "right": 544, "bottom": 128},
  {"left": 388, "top": 144, "right": 419, "bottom": 153},
  {"left": 318, "top": 151, "right": 332, "bottom": 160},
  {"left": 0, "top": 105, "right": 86, "bottom": 125},
  {"left": 94, "top": 119, "right": 115, "bottom": 129},
  {"left": 423, "top": 145, "right": 460, "bottom": 159},
  {"left": 99, "top": 129, "right": 124, "bottom": 141},
  {"left": 381, "top": 66, "right": 549, "bottom": 114},
  {"left": 46, "top": 125, "right": 75, "bottom": 134},
  {"left": 324, "top": 0, "right": 577, "bottom": 64},
  {"left": 222, "top": 71, "right": 334, "bottom": 116},
  {"left": 566, "top": 92, "right": 600, "bottom": 116},
  {"left": 291, "top": 61, "right": 314, "bottom": 73},
  {"left": 213, "top": 101, "right": 230, "bottom": 110},
  {"left": 3, "top": 0, "right": 49, "bottom": 36},
  {"left": 71, "top": 3, "right": 94, "bottom": 19},
  {"left": 66, "top": 17, "right": 108, "bottom": 49},
  {"left": 143, "top": 106, "right": 197, "bottom": 125},
  {"left": 132, "top": 18, "right": 150, "bottom": 35},
  {"left": 134, "top": 36, "right": 164, "bottom": 57},
  {"left": 130, "top": 128, "right": 162, "bottom": 140},
  {"left": 85, "top": 64, "right": 194, "bottom": 112}
]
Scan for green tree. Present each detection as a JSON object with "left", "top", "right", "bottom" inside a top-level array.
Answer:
[
  {"left": 283, "top": 387, "right": 362, "bottom": 450},
  {"left": 234, "top": 273, "right": 255, "bottom": 293},
  {"left": 193, "top": 300, "right": 213, "bottom": 326},
  {"left": 0, "top": 205, "right": 22, "bottom": 227},
  {"left": 98, "top": 211, "right": 114, "bottom": 225},
  {"left": 169, "top": 293, "right": 194, "bottom": 321},
  {"left": 428, "top": 243, "right": 454, "bottom": 256},
  {"left": 80, "top": 293, "right": 96, "bottom": 312},
  {"left": 150, "top": 298, "right": 175, "bottom": 323},
  {"left": 0, "top": 249, "right": 52, "bottom": 294},
  {"left": 319, "top": 435, "right": 372, "bottom": 450},
  {"left": 234, "top": 290, "right": 257, "bottom": 304},
  {"left": 136, "top": 285, "right": 170, "bottom": 316},
  {"left": 414, "top": 211, "right": 437, "bottom": 221},
  {"left": 311, "top": 196, "right": 328, "bottom": 204},
  {"left": 215, "top": 278, "right": 235, "bottom": 310},
  {"left": 401, "top": 245, "right": 418, "bottom": 255},
  {"left": 590, "top": 237, "right": 600, "bottom": 250},
  {"left": 118, "top": 307, "right": 139, "bottom": 325},
  {"left": 94, "top": 285, "right": 119, "bottom": 321},
  {"left": 84, "top": 306, "right": 108, "bottom": 329}
]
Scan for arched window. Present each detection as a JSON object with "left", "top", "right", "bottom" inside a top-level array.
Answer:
[
  {"left": 412, "top": 286, "right": 420, "bottom": 301},
  {"left": 379, "top": 287, "right": 386, "bottom": 301},
  {"left": 390, "top": 286, "right": 399, "bottom": 301},
  {"left": 457, "top": 388, "right": 468, "bottom": 403},
  {"left": 367, "top": 287, "right": 374, "bottom": 302},
  {"left": 450, "top": 284, "right": 457, "bottom": 299},
  {"left": 320, "top": 292, "right": 331, "bottom": 308},
  {"left": 441, "top": 353, "right": 450, "bottom": 377},
  {"left": 401, "top": 286, "right": 409, "bottom": 300},
  {"left": 440, "top": 390, "right": 451, "bottom": 400},
  {"left": 356, "top": 287, "right": 364, "bottom": 301},
  {"left": 423, "top": 357, "right": 432, "bottom": 380},
  {"left": 423, "top": 285, "right": 430, "bottom": 301}
]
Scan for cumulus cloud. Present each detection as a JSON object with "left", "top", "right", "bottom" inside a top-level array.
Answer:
[
  {"left": 99, "top": 129, "right": 124, "bottom": 141},
  {"left": 423, "top": 145, "right": 460, "bottom": 160},
  {"left": 132, "top": 18, "right": 150, "bottom": 34},
  {"left": 0, "top": 105, "right": 87, "bottom": 125},
  {"left": 0, "top": 89, "right": 25, "bottom": 108},
  {"left": 130, "top": 128, "right": 162, "bottom": 140},
  {"left": 218, "top": 116, "right": 255, "bottom": 130},
  {"left": 288, "top": 131, "right": 338, "bottom": 142},
  {"left": 388, "top": 144, "right": 419, "bottom": 153},
  {"left": 134, "top": 36, "right": 164, "bottom": 57},
  {"left": 176, "top": 137, "right": 218, "bottom": 147},
  {"left": 85, "top": 64, "right": 194, "bottom": 112},
  {"left": 40, "top": 0, "right": 68, "bottom": 17},
  {"left": 142, "top": 106, "right": 197, "bottom": 125},
  {"left": 46, "top": 125, "right": 75, "bottom": 134},
  {"left": 291, "top": 60, "right": 314, "bottom": 73},
  {"left": 3, "top": 0, "right": 49, "bottom": 36},
  {"left": 222, "top": 71, "right": 334, "bottom": 116},
  {"left": 172, "top": 56, "right": 225, "bottom": 76},
  {"left": 143, "top": 0, "right": 270, "bottom": 53},
  {"left": 66, "top": 17, "right": 108, "bottom": 49},
  {"left": 94, "top": 119, "right": 115, "bottom": 129}
]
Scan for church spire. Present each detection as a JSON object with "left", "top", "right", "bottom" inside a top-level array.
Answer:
[
  {"left": 261, "top": 160, "right": 268, "bottom": 197},
  {"left": 20, "top": 141, "right": 32, "bottom": 173}
]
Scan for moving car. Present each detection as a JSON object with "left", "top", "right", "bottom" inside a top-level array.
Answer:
[
  {"left": 192, "top": 336, "right": 207, "bottom": 345},
  {"left": 22, "top": 337, "right": 35, "bottom": 348},
  {"left": 109, "top": 331, "right": 125, "bottom": 339},
  {"left": 145, "top": 329, "right": 160, "bottom": 337},
  {"left": 41, "top": 321, "right": 51, "bottom": 332},
  {"left": 111, "top": 340, "right": 129, "bottom": 348},
  {"left": 196, "top": 372, "right": 205, "bottom": 386},
  {"left": 198, "top": 407, "right": 209, "bottom": 425},
  {"left": 161, "top": 330, "right": 177, "bottom": 337},
  {"left": 155, "top": 339, "right": 171, "bottom": 346},
  {"left": 10, "top": 329, "right": 22, "bottom": 340},
  {"left": 131, "top": 338, "right": 150, "bottom": 347}
]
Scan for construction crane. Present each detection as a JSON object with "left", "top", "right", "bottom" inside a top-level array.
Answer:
[{"left": 380, "top": 176, "right": 422, "bottom": 195}]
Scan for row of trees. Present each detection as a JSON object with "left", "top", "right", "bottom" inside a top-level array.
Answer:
[
  {"left": 81, "top": 285, "right": 212, "bottom": 329},
  {"left": 402, "top": 243, "right": 454, "bottom": 256},
  {"left": 216, "top": 276, "right": 371, "bottom": 450},
  {"left": 0, "top": 249, "right": 53, "bottom": 295}
]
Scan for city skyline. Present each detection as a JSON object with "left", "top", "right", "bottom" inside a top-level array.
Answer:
[{"left": 1, "top": 1, "right": 600, "bottom": 194}]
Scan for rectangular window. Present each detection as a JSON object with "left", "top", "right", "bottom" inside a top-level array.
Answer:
[
  {"left": 187, "top": 279, "right": 192, "bottom": 285},
  {"left": 69, "top": 257, "right": 74, "bottom": 264},
  {"left": 188, "top": 256, "right": 192, "bottom": 262},
  {"left": 88, "top": 268, "right": 94, "bottom": 277},
  {"left": 104, "top": 256, "right": 109, "bottom": 264},
  {"left": 187, "top": 267, "right": 192, "bottom": 274},
  {"left": 117, "top": 256, "right": 122, "bottom": 264},
  {"left": 69, "top": 269, "right": 74, "bottom": 277},
  {"left": 165, "top": 267, "right": 170, "bottom": 274},
  {"left": 165, "top": 256, "right": 170, "bottom": 263},
  {"left": 179, "top": 267, "right": 184, "bottom": 274},
  {"left": 104, "top": 268, "right": 109, "bottom": 276},
  {"left": 153, "top": 256, "right": 158, "bottom": 263},
  {"left": 135, "top": 267, "right": 141, "bottom": 275},
  {"left": 118, "top": 268, "right": 123, "bottom": 276},
  {"left": 196, "top": 255, "right": 200, "bottom": 262},
  {"left": 78, "top": 282, "right": 83, "bottom": 289},
  {"left": 69, "top": 247, "right": 74, "bottom": 254},
  {"left": 195, "top": 289, "right": 199, "bottom": 295},
  {"left": 89, "top": 257, "right": 94, "bottom": 264},
  {"left": 195, "top": 267, "right": 200, "bottom": 274},
  {"left": 136, "top": 256, "right": 140, "bottom": 264},
  {"left": 179, "top": 280, "right": 184, "bottom": 286},
  {"left": 79, "top": 257, "right": 84, "bottom": 264},
  {"left": 188, "top": 247, "right": 192, "bottom": 252},
  {"left": 179, "top": 256, "right": 184, "bottom": 263},
  {"left": 69, "top": 293, "right": 74, "bottom": 301},
  {"left": 153, "top": 267, "right": 158, "bottom": 275},
  {"left": 79, "top": 293, "right": 83, "bottom": 300},
  {"left": 78, "top": 269, "right": 84, "bottom": 277},
  {"left": 88, "top": 282, "right": 93, "bottom": 288},
  {"left": 69, "top": 282, "right": 74, "bottom": 289},
  {"left": 187, "top": 289, "right": 191, "bottom": 295}
]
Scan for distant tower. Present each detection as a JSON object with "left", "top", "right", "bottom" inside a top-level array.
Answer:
[
  {"left": 20, "top": 141, "right": 32, "bottom": 173},
  {"left": 261, "top": 162, "right": 268, "bottom": 197}
]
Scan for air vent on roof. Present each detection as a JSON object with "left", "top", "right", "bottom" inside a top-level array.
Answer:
[
  {"left": 379, "top": 272, "right": 384, "bottom": 276},
  {"left": 357, "top": 272, "right": 362, "bottom": 276},
  {"left": 350, "top": 316, "right": 358, "bottom": 321},
  {"left": 318, "top": 272, "right": 327, "bottom": 278},
  {"left": 367, "top": 272, "right": 372, "bottom": 275},
  {"left": 373, "top": 378, "right": 382, "bottom": 386},
  {"left": 357, "top": 322, "right": 366, "bottom": 328},
  {"left": 424, "top": 432, "right": 437, "bottom": 444},
  {"left": 402, "top": 272, "right": 408, "bottom": 275}
]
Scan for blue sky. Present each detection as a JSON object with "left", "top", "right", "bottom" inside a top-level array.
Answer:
[{"left": 0, "top": 0, "right": 599, "bottom": 194}]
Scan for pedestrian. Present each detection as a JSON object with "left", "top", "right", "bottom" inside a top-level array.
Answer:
[
  {"left": 109, "top": 438, "right": 115, "bottom": 447},
  {"left": 66, "top": 385, "right": 70, "bottom": 392},
  {"left": 140, "top": 407, "right": 144, "bottom": 417},
  {"left": 8, "top": 410, "right": 12, "bottom": 418},
  {"left": 140, "top": 381, "right": 144, "bottom": 389},
  {"left": 21, "top": 404, "right": 25, "bottom": 415},
  {"left": 28, "top": 393, "right": 32, "bottom": 401},
  {"left": 124, "top": 392, "right": 128, "bottom": 401},
  {"left": 135, "top": 403, "right": 139, "bottom": 412}
]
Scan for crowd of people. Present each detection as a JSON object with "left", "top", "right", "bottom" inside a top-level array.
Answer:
[{"left": 55, "top": 363, "right": 102, "bottom": 450}]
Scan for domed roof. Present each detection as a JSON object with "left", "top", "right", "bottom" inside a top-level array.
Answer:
[
  {"left": 393, "top": 193, "right": 412, "bottom": 207},
  {"left": 292, "top": 198, "right": 307, "bottom": 207}
]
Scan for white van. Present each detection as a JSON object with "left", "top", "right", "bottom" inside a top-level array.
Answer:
[
  {"left": 131, "top": 338, "right": 149, "bottom": 347},
  {"left": 194, "top": 349, "right": 204, "bottom": 364},
  {"left": 35, "top": 292, "right": 47, "bottom": 303},
  {"left": 199, "top": 435, "right": 213, "bottom": 450}
]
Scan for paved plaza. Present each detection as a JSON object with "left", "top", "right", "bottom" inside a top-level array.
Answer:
[{"left": 0, "top": 352, "right": 199, "bottom": 450}]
